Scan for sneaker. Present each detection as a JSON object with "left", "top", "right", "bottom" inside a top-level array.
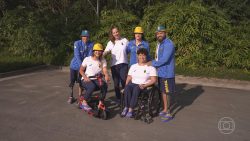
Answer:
[
  {"left": 125, "top": 111, "right": 133, "bottom": 118},
  {"left": 159, "top": 111, "right": 167, "bottom": 116},
  {"left": 161, "top": 113, "right": 173, "bottom": 122},
  {"left": 67, "top": 96, "right": 76, "bottom": 104},
  {"left": 121, "top": 107, "right": 128, "bottom": 117},
  {"left": 80, "top": 104, "right": 92, "bottom": 111}
]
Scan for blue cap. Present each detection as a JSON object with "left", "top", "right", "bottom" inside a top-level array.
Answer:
[
  {"left": 81, "top": 30, "right": 89, "bottom": 37},
  {"left": 156, "top": 25, "right": 166, "bottom": 32}
]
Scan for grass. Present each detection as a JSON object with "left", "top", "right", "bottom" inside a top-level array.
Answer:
[
  {"left": 0, "top": 55, "right": 45, "bottom": 73},
  {"left": 0, "top": 54, "right": 249, "bottom": 81},
  {"left": 176, "top": 66, "right": 250, "bottom": 81}
]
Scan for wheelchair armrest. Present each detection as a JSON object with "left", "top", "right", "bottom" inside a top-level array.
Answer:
[{"left": 146, "top": 86, "right": 153, "bottom": 90}]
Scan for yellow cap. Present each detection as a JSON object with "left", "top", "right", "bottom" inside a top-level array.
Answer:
[
  {"left": 134, "top": 26, "right": 144, "bottom": 34},
  {"left": 93, "top": 43, "right": 104, "bottom": 51}
]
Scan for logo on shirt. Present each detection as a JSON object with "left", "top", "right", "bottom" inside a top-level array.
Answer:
[
  {"left": 144, "top": 70, "right": 146, "bottom": 73},
  {"left": 89, "top": 64, "right": 92, "bottom": 67}
]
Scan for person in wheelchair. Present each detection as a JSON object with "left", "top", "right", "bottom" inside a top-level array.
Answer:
[
  {"left": 79, "top": 43, "right": 110, "bottom": 111},
  {"left": 121, "top": 48, "right": 157, "bottom": 118}
]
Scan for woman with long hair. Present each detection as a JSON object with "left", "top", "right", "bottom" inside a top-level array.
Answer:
[
  {"left": 103, "top": 26, "right": 129, "bottom": 103},
  {"left": 79, "top": 43, "right": 110, "bottom": 111}
]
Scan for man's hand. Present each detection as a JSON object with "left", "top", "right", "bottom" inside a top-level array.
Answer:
[{"left": 147, "top": 61, "right": 152, "bottom": 66}]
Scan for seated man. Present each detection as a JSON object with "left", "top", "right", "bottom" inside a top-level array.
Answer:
[
  {"left": 121, "top": 48, "right": 157, "bottom": 118},
  {"left": 79, "top": 43, "right": 110, "bottom": 111}
]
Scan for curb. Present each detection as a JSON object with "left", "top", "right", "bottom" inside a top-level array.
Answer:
[
  {"left": 1, "top": 66, "right": 249, "bottom": 91},
  {"left": 0, "top": 65, "right": 62, "bottom": 78},
  {"left": 61, "top": 66, "right": 250, "bottom": 91}
]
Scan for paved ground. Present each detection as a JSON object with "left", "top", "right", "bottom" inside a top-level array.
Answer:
[{"left": 0, "top": 69, "right": 249, "bottom": 141}]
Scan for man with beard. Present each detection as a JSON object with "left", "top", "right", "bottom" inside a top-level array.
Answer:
[{"left": 148, "top": 25, "right": 175, "bottom": 122}]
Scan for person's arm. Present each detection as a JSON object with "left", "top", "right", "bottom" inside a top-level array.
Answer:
[
  {"left": 87, "top": 42, "right": 94, "bottom": 57},
  {"left": 145, "top": 41, "right": 151, "bottom": 61},
  {"left": 102, "top": 67, "right": 110, "bottom": 83},
  {"left": 139, "top": 66, "right": 157, "bottom": 89},
  {"left": 126, "top": 42, "right": 131, "bottom": 54},
  {"left": 80, "top": 59, "right": 91, "bottom": 82},
  {"left": 152, "top": 43, "right": 174, "bottom": 67},
  {"left": 125, "top": 75, "right": 132, "bottom": 85},
  {"left": 103, "top": 41, "right": 112, "bottom": 57},
  {"left": 74, "top": 42, "right": 82, "bottom": 67},
  {"left": 139, "top": 76, "right": 157, "bottom": 89},
  {"left": 79, "top": 65, "right": 90, "bottom": 82}
]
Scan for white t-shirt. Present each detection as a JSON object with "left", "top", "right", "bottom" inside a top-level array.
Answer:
[
  {"left": 81, "top": 56, "right": 107, "bottom": 77},
  {"left": 128, "top": 63, "right": 157, "bottom": 84},
  {"left": 104, "top": 38, "right": 129, "bottom": 66},
  {"left": 155, "top": 42, "right": 160, "bottom": 61}
]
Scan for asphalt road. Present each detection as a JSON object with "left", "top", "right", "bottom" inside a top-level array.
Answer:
[{"left": 0, "top": 69, "right": 249, "bottom": 141}]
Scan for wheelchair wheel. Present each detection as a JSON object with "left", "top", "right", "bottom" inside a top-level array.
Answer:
[
  {"left": 133, "top": 94, "right": 146, "bottom": 120},
  {"left": 148, "top": 86, "right": 161, "bottom": 117},
  {"left": 134, "top": 110, "right": 142, "bottom": 120}
]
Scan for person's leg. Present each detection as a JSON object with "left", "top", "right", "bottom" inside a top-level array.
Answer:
[
  {"left": 166, "top": 78, "right": 176, "bottom": 112},
  {"left": 129, "top": 84, "right": 141, "bottom": 111},
  {"left": 122, "top": 83, "right": 133, "bottom": 116},
  {"left": 158, "top": 77, "right": 168, "bottom": 114},
  {"left": 124, "top": 83, "right": 133, "bottom": 108},
  {"left": 125, "top": 84, "right": 141, "bottom": 117},
  {"left": 111, "top": 65, "right": 121, "bottom": 100},
  {"left": 82, "top": 80, "right": 96, "bottom": 105},
  {"left": 98, "top": 80, "right": 108, "bottom": 101},
  {"left": 119, "top": 63, "right": 128, "bottom": 89},
  {"left": 93, "top": 79, "right": 108, "bottom": 108},
  {"left": 69, "top": 68, "right": 77, "bottom": 88},
  {"left": 77, "top": 73, "right": 83, "bottom": 96},
  {"left": 161, "top": 78, "right": 175, "bottom": 122},
  {"left": 68, "top": 69, "right": 78, "bottom": 103}
]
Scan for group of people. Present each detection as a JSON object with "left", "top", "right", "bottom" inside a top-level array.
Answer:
[{"left": 68, "top": 25, "right": 175, "bottom": 122}]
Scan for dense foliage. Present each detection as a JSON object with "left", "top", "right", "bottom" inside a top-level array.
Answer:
[{"left": 0, "top": 0, "right": 249, "bottom": 70}]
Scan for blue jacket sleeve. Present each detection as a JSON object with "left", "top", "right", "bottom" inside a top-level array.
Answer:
[
  {"left": 152, "top": 43, "right": 174, "bottom": 67},
  {"left": 74, "top": 42, "right": 82, "bottom": 67},
  {"left": 87, "top": 42, "right": 94, "bottom": 57},
  {"left": 126, "top": 42, "right": 131, "bottom": 54},
  {"left": 145, "top": 42, "right": 151, "bottom": 61}
]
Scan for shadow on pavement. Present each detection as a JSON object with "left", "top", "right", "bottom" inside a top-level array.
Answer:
[
  {"left": 105, "top": 96, "right": 121, "bottom": 119},
  {"left": 171, "top": 84, "right": 204, "bottom": 118}
]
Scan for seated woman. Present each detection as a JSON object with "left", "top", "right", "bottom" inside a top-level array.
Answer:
[
  {"left": 121, "top": 48, "right": 157, "bottom": 118},
  {"left": 79, "top": 43, "right": 110, "bottom": 111}
]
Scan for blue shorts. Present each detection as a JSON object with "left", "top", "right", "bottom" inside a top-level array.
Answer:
[{"left": 158, "top": 77, "right": 175, "bottom": 95}]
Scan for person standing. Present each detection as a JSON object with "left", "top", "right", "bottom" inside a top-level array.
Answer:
[
  {"left": 68, "top": 30, "right": 94, "bottom": 104},
  {"left": 103, "top": 26, "right": 129, "bottom": 103},
  {"left": 149, "top": 25, "right": 175, "bottom": 122},
  {"left": 127, "top": 26, "right": 151, "bottom": 66}
]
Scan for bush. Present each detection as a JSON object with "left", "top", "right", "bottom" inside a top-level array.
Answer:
[{"left": 140, "top": 1, "right": 250, "bottom": 69}]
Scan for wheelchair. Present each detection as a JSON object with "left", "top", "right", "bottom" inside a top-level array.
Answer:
[
  {"left": 77, "top": 74, "right": 109, "bottom": 120},
  {"left": 120, "top": 84, "right": 161, "bottom": 124}
]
